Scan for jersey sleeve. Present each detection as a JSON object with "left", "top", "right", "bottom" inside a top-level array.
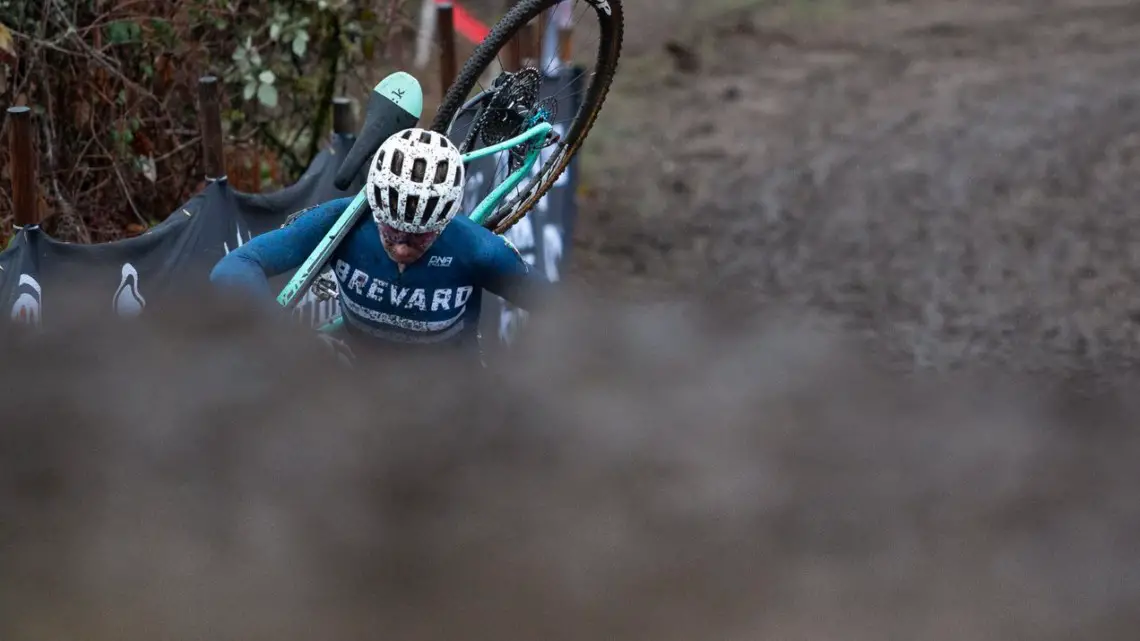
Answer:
[
  {"left": 474, "top": 231, "right": 553, "bottom": 309},
  {"left": 208, "top": 197, "right": 353, "bottom": 298}
]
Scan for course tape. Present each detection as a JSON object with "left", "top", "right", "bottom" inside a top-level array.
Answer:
[{"left": 436, "top": 0, "right": 490, "bottom": 44}]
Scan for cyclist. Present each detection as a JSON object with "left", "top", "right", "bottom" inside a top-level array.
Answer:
[{"left": 209, "top": 127, "right": 550, "bottom": 364}]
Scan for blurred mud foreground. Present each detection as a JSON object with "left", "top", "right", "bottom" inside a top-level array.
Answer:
[{"left": 1, "top": 289, "right": 1139, "bottom": 640}]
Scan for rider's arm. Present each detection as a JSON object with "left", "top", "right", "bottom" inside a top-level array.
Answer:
[
  {"left": 209, "top": 197, "right": 353, "bottom": 297},
  {"left": 475, "top": 233, "right": 553, "bottom": 309}
]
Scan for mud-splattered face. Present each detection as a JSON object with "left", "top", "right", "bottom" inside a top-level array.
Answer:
[{"left": 378, "top": 221, "right": 440, "bottom": 264}]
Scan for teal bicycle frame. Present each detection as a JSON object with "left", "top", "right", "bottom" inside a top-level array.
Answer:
[{"left": 275, "top": 120, "right": 554, "bottom": 334}]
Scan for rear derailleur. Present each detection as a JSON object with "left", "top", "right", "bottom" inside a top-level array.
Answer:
[{"left": 463, "top": 67, "right": 561, "bottom": 173}]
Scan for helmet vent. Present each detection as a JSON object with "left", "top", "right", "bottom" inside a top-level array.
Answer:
[
  {"left": 391, "top": 150, "right": 404, "bottom": 176},
  {"left": 433, "top": 161, "right": 449, "bottom": 184},
  {"left": 438, "top": 199, "right": 454, "bottom": 223},
  {"left": 424, "top": 196, "right": 440, "bottom": 224},
  {"left": 412, "top": 158, "right": 427, "bottom": 183},
  {"left": 370, "top": 184, "right": 384, "bottom": 214},
  {"left": 404, "top": 195, "right": 419, "bottom": 223},
  {"left": 387, "top": 187, "right": 400, "bottom": 216}
]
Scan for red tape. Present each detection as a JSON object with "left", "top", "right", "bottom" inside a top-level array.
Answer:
[{"left": 436, "top": 0, "right": 490, "bottom": 44}]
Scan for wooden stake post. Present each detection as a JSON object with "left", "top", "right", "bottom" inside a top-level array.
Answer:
[
  {"left": 332, "top": 97, "right": 355, "bottom": 135},
  {"left": 8, "top": 106, "right": 39, "bottom": 228},
  {"left": 197, "top": 76, "right": 226, "bottom": 181},
  {"left": 437, "top": 2, "right": 458, "bottom": 98}
]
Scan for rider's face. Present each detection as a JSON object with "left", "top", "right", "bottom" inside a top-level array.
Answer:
[{"left": 378, "top": 222, "right": 440, "bottom": 264}]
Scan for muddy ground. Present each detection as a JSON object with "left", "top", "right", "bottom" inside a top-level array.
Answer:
[{"left": 570, "top": 0, "right": 1140, "bottom": 373}]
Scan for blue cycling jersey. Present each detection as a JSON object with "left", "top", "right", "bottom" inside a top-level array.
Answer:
[{"left": 209, "top": 197, "right": 549, "bottom": 355}]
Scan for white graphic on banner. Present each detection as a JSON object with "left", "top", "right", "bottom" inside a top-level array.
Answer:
[
  {"left": 462, "top": 170, "right": 487, "bottom": 213},
  {"left": 10, "top": 273, "right": 42, "bottom": 327},
  {"left": 223, "top": 225, "right": 253, "bottom": 255},
  {"left": 542, "top": 223, "right": 563, "bottom": 283},
  {"left": 505, "top": 216, "right": 537, "bottom": 266},
  {"left": 499, "top": 217, "right": 538, "bottom": 343},
  {"left": 113, "top": 262, "right": 146, "bottom": 317}
]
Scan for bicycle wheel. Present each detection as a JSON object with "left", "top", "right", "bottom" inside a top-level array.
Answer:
[{"left": 430, "top": 0, "right": 623, "bottom": 234}]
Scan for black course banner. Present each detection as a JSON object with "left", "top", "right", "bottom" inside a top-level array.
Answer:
[
  {"left": 446, "top": 66, "right": 584, "bottom": 351},
  {"left": 0, "top": 132, "right": 367, "bottom": 331}
]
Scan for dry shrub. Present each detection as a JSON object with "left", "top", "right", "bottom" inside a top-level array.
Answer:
[{"left": 0, "top": 0, "right": 416, "bottom": 244}]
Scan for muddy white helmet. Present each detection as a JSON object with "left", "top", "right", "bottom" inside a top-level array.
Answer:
[{"left": 366, "top": 128, "right": 466, "bottom": 234}]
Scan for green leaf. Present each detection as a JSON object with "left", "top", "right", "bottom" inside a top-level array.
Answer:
[
  {"left": 258, "top": 69, "right": 275, "bottom": 84},
  {"left": 105, "top": 20, "right": 141, "bottom": 45},
  {"left": 257, "top": 83, "right": 278, "bottom": 108},
  {"left": 243, "top": 81, "right": 256, "bottom": 100},
  {"left": 149, "top": 18, "right": 173, "bottom": 41},
  {"left": 292, "top": 31, "right": 309, "bottom": 57},
  {"left": 270, "top": 23, "right": 282, "bottom": 41}
]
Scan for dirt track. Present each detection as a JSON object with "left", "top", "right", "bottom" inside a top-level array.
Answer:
[{"left": 573, "top": 0, "right": 1140, "bottom": 372}]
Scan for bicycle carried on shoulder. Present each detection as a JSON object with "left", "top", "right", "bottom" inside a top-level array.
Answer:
[{"left": 275, "top": 0, "right": 624, "bottom": 333}]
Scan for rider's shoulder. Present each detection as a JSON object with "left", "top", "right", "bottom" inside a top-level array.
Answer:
[
  {"left": 448, "top": 214, "right": 507, "bottom": 244},
  {"left": 443, "top": 213, "right": 482, "bottom": 234},
  {"left": 438, "top": 214, "right": 487, "bottom": 247},
  {"left": 442, "top": 216, "right": 525, "bottom": 266},
  {"left": 282, "top": 196, "right": 355, "bottom": 228},
  {"left": 432, "top": 216, "right": 503, "bottom": 268}
]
